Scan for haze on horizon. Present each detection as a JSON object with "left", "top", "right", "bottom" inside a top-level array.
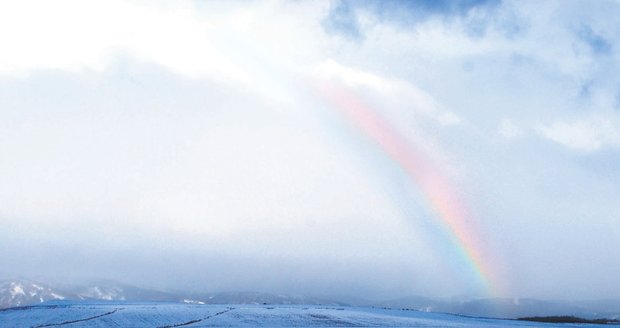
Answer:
[{"left": 1, "top": 0, "right": 619, "bottom": 302}]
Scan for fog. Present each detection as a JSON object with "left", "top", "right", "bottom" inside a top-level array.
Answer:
[{"left": 1, "top": 0, "right": 620, "bottom": 301}]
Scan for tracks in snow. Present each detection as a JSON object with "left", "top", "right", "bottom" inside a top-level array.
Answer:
[
  {"left": 33, "top": 308, "right": 121, "bottom": 327},
  {"left": 158, "top": 307, "right": 235, "bottom": 328}
]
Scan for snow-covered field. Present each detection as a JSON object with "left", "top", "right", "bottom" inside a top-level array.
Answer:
[{"left": 0, "top": 301, "right": 601, "bottom": 327}]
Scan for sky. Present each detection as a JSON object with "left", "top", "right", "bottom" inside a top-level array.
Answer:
[{"left": 1, "top": 0, "right": 619, "bottom": 301}]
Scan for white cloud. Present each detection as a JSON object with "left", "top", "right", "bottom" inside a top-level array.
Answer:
[
  {"left": 538, "top": 116, "right": 620, "bottom": 151},
  {"left": 310, "top": 59, "right": 461, "bottom": 126},
  {"left": 0, "top": 0, "right": 326, "bottom": 84},
  {"left": 498, "top": 119, "right": 522, "bottom": 139}
]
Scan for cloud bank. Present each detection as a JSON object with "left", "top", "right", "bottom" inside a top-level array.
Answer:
[{"left": 1, "top": 0, "right": 620, "bottom": 300}]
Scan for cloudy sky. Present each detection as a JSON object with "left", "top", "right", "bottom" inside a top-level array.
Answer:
[{"left": 1, "top": 0, "right": 619, "bottom": 300}]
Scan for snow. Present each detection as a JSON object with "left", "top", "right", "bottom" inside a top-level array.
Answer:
[
  {"left": 1, "top": 281, "right": 72, "bottom": 309},
  {"left": 50, "top": 293, "right": 65, "bottom": 300},
  {"left": 0, "top": 301, "right": 598, "bottom": 327},
  {"left": 9, "top": 284, "right": 24, "bottom": 297}
]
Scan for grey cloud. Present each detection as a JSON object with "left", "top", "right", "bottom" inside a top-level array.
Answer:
[
  {"left": 577, "top": 25, "right": 613, "bottom": 56},
  {"left": 322, "top": 0, "right": 500, "bottom": 40}
]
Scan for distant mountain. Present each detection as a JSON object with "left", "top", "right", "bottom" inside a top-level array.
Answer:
[
  {"left": 194, "top": 291, "right": 346, "bottom": 306},
  {"left": 74, "top": 280, "right": 179, "bottom": 302},
  {"left": 0, "top": 280, "right": 339, "bottom": 309},
  {"left": 0, "top": 280, "right": 340, "bottom": 310},
  {"left": 0, "top": 280, "right": 71, "bottom": 308},
  {"left": 0, "top": 279, "right": 180, "bottom": 309}
]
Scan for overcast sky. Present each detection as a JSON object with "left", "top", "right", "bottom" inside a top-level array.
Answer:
[{"left": 1, "top": 0, "right": 619, "bottom": 301}]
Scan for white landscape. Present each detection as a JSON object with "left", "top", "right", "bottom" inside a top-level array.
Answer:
[
  {"left": 2, "top": 280, "right": 619, "bottom": 327},
  {"left": 0, "top": 302, "right": 604, "bottom": 328}
]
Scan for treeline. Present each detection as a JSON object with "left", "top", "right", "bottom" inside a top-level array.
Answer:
[{"left": 518, "top": 315, "right": 620, "bottom": 325}]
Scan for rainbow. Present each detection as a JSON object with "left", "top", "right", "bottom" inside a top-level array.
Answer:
[
  {"left": 311, "top": 81, "right": 501, "bottom": 295},
  {"left": 214, "top": 29, "right": 502, "bottom": 293}
]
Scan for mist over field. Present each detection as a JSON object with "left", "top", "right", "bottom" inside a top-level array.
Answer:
[{"left": 1, "top": 0, "right": 620, "bottom": 305}]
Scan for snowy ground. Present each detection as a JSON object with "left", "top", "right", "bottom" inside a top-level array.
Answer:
[{"left": 0, "top": 301, "right": 605, "bottom": 327}]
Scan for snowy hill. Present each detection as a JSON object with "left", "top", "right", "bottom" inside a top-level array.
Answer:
[
  {"left": 0, "top": 280, "right": 339, "bottom": 310},
  {"left": 0, "top": 281, "right": 69, "bottom": 308},
  {"left": 0, "top": 301, "right": 596, "bottom": 327},
  {"left": 74, "top": 280, "right": 179, "bottom": 302},
  {"left": 0, "top": 280, "right": 179, "bottom": 309}
]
